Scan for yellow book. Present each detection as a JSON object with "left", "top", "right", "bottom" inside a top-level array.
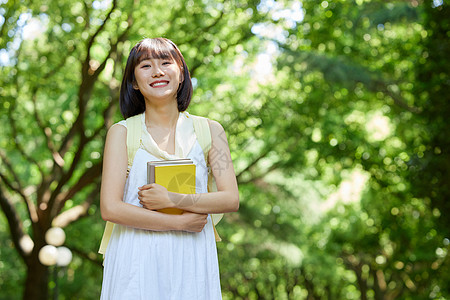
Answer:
[{"left": 147, "top": 160, "right": 196, "bottom": 215}]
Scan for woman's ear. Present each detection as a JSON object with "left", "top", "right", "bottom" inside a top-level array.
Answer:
[{"left": 132, "top": 81, "right": 139, "bottom": 90}]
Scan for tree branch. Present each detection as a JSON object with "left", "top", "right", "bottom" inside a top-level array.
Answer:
[
  {"left": 88, "top": 87, "right": 118, "bottom": 141},
  {"left": 47, "top": 135, "right": 89, "bottom": 211},
  {"left": 98, "top": 39, "right": 124, "bottom": 131},
  {"left": 236, "top": 134, "right": 302, "bottom": 185},
  {"left": 237, "top": 160, "right": 285, "bottom": 186},
  {"left": 50, "top": 27, "right": 130, "bottom": 208},
  {"left": 52, "top": 183, "right": 100, "bottom": 228},
  {"left": 50, "top": 12, "right": 133, "bottom": 205},
  {"left": 8, "top": 83, "right": 44, "bottom": 175},
  {"left": 31, "top": 88, "right": 65, "bottom": 168},
  {"left": 278, "top": 46, "right": 422, "bottom": 114},
  {"left": 181, "top": 10, "right": 225, "bottom": 46},
  {"left": 42, "top": 44, "right": 77, "bottom": 81},
  {"left": 68, "top": 245, "right": 103, "bottom": 267},
  {"left": 58, "top": 4, "right": 130, "bottom": 159},
  {"left": 0, "top": 0, "right": 23, "bottom": 49},
  {"left": 236, "top": 147, "right": 272, "bottom": 182},
  {"left": 82, "top": 0, "right": 118, "bottom": 77},
  {"left": 0, "top": 151, "right": 38, "bottom": 222},
  {"left": 89, "top": 19, "right": 132, "bottom": 85},
  {"left": 0, "top": 185, "right": 27, "bottom": 260},
  {"left": 189, "top": 29, "right": 254, "bottom": 77},
  {"left": 51, "top": 162, "right": 102, "bottom": 218},
  {"left": 82, "top": 0, "right": 91, "bottom": 31},
  {"left": 374, "top": 80, "right": 422, "bottom": 114}
]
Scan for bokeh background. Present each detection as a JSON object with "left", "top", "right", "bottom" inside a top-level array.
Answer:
[{"left": 0, "top": 0, "right": 449, "bottom": 299}]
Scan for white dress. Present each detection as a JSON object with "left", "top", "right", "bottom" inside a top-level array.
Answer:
[{"left": 100, "top": 114, "right": 222, "bottom": 299}]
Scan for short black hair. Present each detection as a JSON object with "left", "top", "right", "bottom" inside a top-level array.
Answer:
[{"left": 119, "top": 38, "right": 193, "bottom": 119}]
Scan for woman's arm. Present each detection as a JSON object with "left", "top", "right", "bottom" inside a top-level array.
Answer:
[
  {"left": 138, "top": 120, "right": 239, "bottom": 214},
  {"left": 100, "top": 124, "right": 207, "bottom": 232}
]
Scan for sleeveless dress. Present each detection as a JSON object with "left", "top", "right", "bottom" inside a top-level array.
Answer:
[{"left": 100, "top": 113, "right": 222, "bottom": 299}]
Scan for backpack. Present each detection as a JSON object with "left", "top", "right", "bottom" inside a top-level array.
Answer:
[{"left": 99, "top": 113, "right": 223, "bottom": 255}]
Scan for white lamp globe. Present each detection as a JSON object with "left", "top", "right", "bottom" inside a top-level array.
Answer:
[
  {"left": 45, "top": 227, "right": 66, "bottom": 246},
  {"left": 56, "top": 246, "right": 73, "bottom": 267},
  {"left": 19, "top": 235, "right": 34, "bottom": 255},
  {"left": 38, "top": 245, "right": 58, "bottom": 266}
]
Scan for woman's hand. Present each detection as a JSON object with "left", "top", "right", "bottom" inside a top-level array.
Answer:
[
  {"left": 180, "top": 211, "right": 208, "bottom": 232},
  {"left": 138, "top": 184, "right": 173, "bottom": 210}
]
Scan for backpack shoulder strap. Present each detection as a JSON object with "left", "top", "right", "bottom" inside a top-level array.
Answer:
[
  {"left": 126, "top": 114, "right": 142, "bottom": 167},
  {"left": 191, "top": 114, "right": 212, "bottom": 167}
]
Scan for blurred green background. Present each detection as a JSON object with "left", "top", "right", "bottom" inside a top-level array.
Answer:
[{"left": 0, "top": 0, "right": 449, "bottom": 299}]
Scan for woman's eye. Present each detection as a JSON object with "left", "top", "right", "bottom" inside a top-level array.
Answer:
[{"left": 162, "top": 61, "right": 171, "bottom": 65}]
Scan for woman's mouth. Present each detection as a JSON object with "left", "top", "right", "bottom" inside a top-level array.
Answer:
[{"left": 150, "top": 81, "right": 169, "bottom": 87}]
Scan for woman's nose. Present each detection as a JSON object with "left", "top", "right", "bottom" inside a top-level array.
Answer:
[{"left": 152, "top": 68, "right": 164, "bottom": 78}]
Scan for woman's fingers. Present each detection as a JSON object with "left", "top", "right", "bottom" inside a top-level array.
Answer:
[
  {"left": 181, "top": 211, "right": 208, "bottom": 232},
  {"left": 138, "top": 183, "right": 155, "bottom": 190}
]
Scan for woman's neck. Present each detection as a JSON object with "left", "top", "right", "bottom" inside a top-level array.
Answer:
[{"left": 144, "top": 102, "right": 179, "bottom": 129}]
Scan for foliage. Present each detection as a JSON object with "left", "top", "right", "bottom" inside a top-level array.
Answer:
[{"left": 0, "top": 0, "right": 449, "bottom": 299}]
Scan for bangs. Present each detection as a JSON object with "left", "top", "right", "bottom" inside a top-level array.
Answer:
[{"left": 134, "top": 39, "right": 179, "bottom": 65}]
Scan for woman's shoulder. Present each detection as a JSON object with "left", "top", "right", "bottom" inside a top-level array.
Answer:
[
  {"left": 207, "top": 119, "right": 225, "bottom": 135},
  {"left": 106, "top": 121, "right": 127, "bottom": 142},
  {"left": 188, "top": 112, "right": 225, "bottom": 137},
  {"left": 187, "top": 112, "right": 223, "bottom": 129},
  {"left": 107, "top": 120, "right": 127, "bottom": 134},
  {"left": 112, "top": 120, "right": 127, "bottom": 128}
]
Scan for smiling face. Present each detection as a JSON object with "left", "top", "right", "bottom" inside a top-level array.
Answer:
[
  {"left": 133, "top": 57, "right": 182, "bottom": 103},
  {"left": 119, "top": 38, "right": 193, "bottom": 118}
]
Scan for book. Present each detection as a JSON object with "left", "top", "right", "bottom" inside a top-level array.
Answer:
[{"left": 147, "top": 159, "right": 196, "bottom": 215}]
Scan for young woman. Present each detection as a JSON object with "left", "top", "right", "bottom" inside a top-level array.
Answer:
[{"left": 99, "top": 38, "right": 239, "bottom": 299}]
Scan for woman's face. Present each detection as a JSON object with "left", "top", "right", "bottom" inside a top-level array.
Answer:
[{"left": 133, "top": 56, "right": 182, "bottom": 103}]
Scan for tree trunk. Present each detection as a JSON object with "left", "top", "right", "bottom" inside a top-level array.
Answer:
[
  {"left": 342, "top": 255, "right": 368, "bottom": 300},
  {"left": 23, "top": 254, "right": 49, "bottom": 300},
  {"left": 371, "top": 268, "right": 385, "bottom": 300},
  {"left": 354, "top": 266, "right": 368, "bottom": 300},
  {"left": 302, "top": 272, "right": 321, "bottom": 300}
]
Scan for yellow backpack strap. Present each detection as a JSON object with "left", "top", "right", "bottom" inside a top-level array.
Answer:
[
  {"left": 191, "top": 115, "right": 211, "bottom": 164},
  {"left": 126, "top": 114, "right": 143, "bottom": 167},
  {"left": 191, "top": 114, "right": 223, "bottom": 242},
  {"left": 98, "top": 222, "right": 114, "bottom": 256},
  {"left": 98, "top": 114, "right": 142, "bottom": 256}
]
